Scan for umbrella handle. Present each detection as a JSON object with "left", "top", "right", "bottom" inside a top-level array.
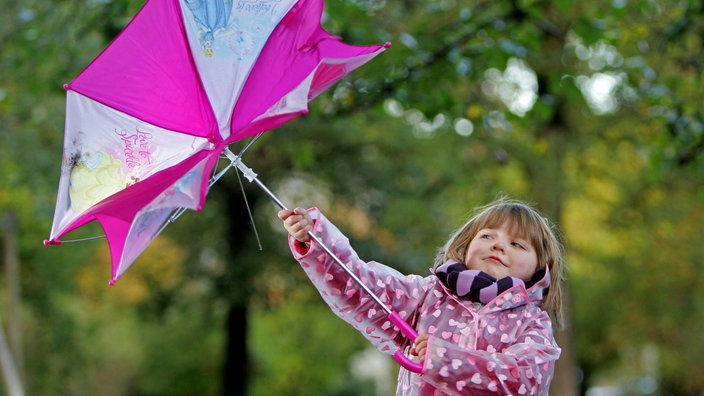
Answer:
[{"left": 388, "top": 311, "right": 424, "bottom": 373}]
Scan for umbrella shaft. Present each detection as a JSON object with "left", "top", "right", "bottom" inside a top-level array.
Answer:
[
  {"left": 306, "top": 231, "right": 393, "bottom": 315},
  {"left": 230, "top": 153, "right": 392, "bottom": 315},
  {"left": 252, "top": 177, "right": 288, "bottom": 211}
]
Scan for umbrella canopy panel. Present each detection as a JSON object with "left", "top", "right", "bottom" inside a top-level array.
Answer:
[{"left": 182, "top": 0, "right": 298, "bottom": 139}]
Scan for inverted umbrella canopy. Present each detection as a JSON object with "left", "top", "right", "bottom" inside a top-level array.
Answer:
[{"left": 45, "top": 0, "right": 389, "bottom": 285}]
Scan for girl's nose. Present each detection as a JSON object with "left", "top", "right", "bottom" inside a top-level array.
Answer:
[{"left": 492, "top": 240, "right": 506, "bottom": 252}]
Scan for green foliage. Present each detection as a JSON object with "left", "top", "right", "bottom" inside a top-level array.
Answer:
[
  {"left": 2, "top": 0, "right": 704, "bottom": 395},
  {"left": 249, "top": 279, "right": 380, "bottom": 396}
]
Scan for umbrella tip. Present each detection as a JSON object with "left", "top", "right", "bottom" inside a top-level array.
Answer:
[
  {"left": 109, "top": 279, "right": 117, "bottom": 287},
  {"left": 43, "top": 239, "right": 62, "bottom": 246}
]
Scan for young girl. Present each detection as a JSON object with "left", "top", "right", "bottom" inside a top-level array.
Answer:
[{"left": 278, "top": 197, "right": 564, "bottom": 395}]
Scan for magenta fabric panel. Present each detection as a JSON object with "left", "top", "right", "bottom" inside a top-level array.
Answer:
[
  {"left": 68, "top": 0, "right": 218, "bottom": 139},
  {"left": 228, "top": 0, "right": 388, "bottom": 141}
]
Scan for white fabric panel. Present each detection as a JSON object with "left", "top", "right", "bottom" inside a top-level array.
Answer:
[{"left": 180, "top": 0, "right": 298, "bottom": 138}]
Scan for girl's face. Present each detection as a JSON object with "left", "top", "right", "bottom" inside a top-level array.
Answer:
[{"left": 464, "top": 220, "right": 538, "bottom": 281}]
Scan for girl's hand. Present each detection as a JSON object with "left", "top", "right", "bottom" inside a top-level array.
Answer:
[
  {"left": 278, "top": 207, "right": 313, "bottom": 243},
  {"left": 411, "top": 334, "right": 430, "bottom": 361}
]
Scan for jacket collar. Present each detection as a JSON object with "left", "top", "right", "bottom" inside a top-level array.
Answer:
[{"left": 479, "top": 266, "right": 551, "bottom": 313}]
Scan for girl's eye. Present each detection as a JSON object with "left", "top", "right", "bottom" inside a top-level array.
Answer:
[{"left": 512, "top": 241, "right": 526, "bottom": 249}]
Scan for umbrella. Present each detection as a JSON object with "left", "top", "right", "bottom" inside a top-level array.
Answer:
[
  {"left": 45, "top": 0, "right": 423, "bottom": 373},
  {"left": 44, "top": 0, "right": 388, "bottom": 285}
]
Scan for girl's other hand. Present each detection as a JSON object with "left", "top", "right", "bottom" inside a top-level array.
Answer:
[{"left": 411, "top": 334, "right": 429, "bottom": 361}]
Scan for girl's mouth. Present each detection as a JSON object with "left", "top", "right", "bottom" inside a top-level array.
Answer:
[{"left": 485, "top": 256, "right": 506, "bottom": 266}]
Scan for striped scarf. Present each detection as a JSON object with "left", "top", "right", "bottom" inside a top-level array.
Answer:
[{"left": 435, "top": 260, "right": 524, "bottom": 304}]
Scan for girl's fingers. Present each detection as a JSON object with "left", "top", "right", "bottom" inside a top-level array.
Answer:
[
  {"left": 412, "top": 334, "right": 429, "bottom": 359},
  {"left": 277, "top": 209, "right": 293, "bottom": 220},
  {"left": 279, "top": 207, "right": 312, "bottom": 242}
]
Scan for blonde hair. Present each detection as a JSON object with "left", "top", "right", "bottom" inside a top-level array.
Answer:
[{"left": 435, "top": 197, "right": 565, "bottom": 328}]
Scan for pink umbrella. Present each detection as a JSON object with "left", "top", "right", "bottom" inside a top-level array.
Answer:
[
  {"left": 45, "top": 0, "right": 388, "bottom": 284},
  {"left": 45, "top": 0, "right": 423, "bottom": 373}
]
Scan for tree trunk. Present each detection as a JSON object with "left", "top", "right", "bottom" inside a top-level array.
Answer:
[
  {"left": 222, "top": 303, "right": 248, "bottom": 396},
  {"left": 220, "top": 180, "right": 260, "bottom": 396},
  {"left": 551, "top": 295, "right": 578, "bottom": 395},
  {"left": 528, "top": 107, "right": 579, "bottom": 396}
]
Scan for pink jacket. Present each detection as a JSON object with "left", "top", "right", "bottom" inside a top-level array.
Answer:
[{"left": 289, "top": 208, "right": 561, "bottom": 395}]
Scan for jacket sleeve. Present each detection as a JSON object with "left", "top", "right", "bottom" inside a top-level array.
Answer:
[
  {"left": 421, "top": 309, "right": 561, "bottom": 395},
  {"left": 288, "top": 208, "right": 432, "bottom": 356}
]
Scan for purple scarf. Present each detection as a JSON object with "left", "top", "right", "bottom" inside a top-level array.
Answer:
[{"left": 435, "top": 261, "right": 526, "bottom": 304}]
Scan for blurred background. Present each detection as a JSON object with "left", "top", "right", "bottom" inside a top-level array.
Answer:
[{"left": 1, "top": 0, "right": 703, "bottom": 395}]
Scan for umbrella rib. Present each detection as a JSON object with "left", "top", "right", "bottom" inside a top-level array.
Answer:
[
  {"left": 235, "top": 165, "right": 263, "bottom": 251},
  {"left": 54, "top": 235, "right": 106, "bottom": 243},
  {"left": 235, "top": 133, "right": 265, "bottom": 158}
]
